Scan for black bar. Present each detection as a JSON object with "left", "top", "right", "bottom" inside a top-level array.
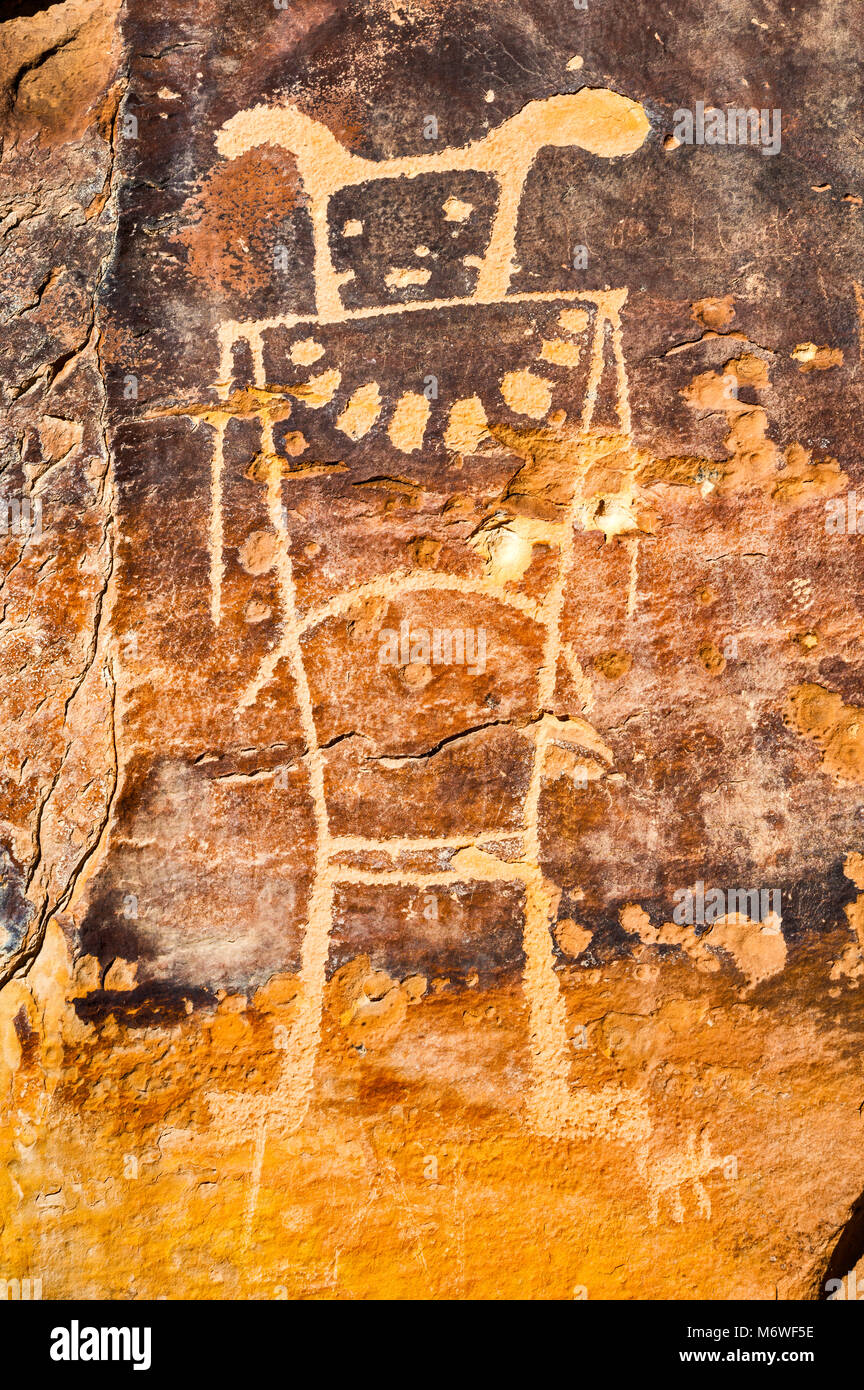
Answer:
[{"left": 1, "top": 1298, "right": 859, "bottom": 1375}]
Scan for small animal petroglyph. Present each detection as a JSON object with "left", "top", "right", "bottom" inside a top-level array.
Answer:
[{"left": 639, "top": 1130, "right": 725, "bottom": 1225}]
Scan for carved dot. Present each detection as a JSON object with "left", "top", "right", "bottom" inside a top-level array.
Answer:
[
  {"left": 243, "top": 599, "right": 272, "bottom": 624},
  {"left": 698, "top": 642, "right": 726, "bottom": 675},
  {"left": 402, "top": 662, "right": 433, "bottom": 689},
  {"left": 238, "top": 531, "right": 278, "bottom": 575},
  {"left": 595, "top": 650, "right": 632, "bottom": 681}
]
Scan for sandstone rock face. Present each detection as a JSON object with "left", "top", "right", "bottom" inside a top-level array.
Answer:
[{"left": 1, "top": 0, "right": 863, "bottom": 1300}]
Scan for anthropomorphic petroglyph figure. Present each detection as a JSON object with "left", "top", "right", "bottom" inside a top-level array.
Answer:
[{"left": 196, "top": 92, "right": 657, "bottom": 1153}]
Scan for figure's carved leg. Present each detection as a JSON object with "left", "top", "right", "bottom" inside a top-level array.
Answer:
[
  {"left": 522, "top": 866, "right": 574, "bottom": 1138},
  {"left": 671, "top": 1186, "right": 685, "bottom": 1224},
  {"left": 694, "top": 1179, "right": 712, "bottom": 1220},
  {"left": 242, "top": 1116, "right": 268, "bottom": 1246},
  {"left": 274, "top": 865, "right": 336, "bottom": 1132},
  {"left": 260, "top": 453, "right": 335, "bottom": 1132}
]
